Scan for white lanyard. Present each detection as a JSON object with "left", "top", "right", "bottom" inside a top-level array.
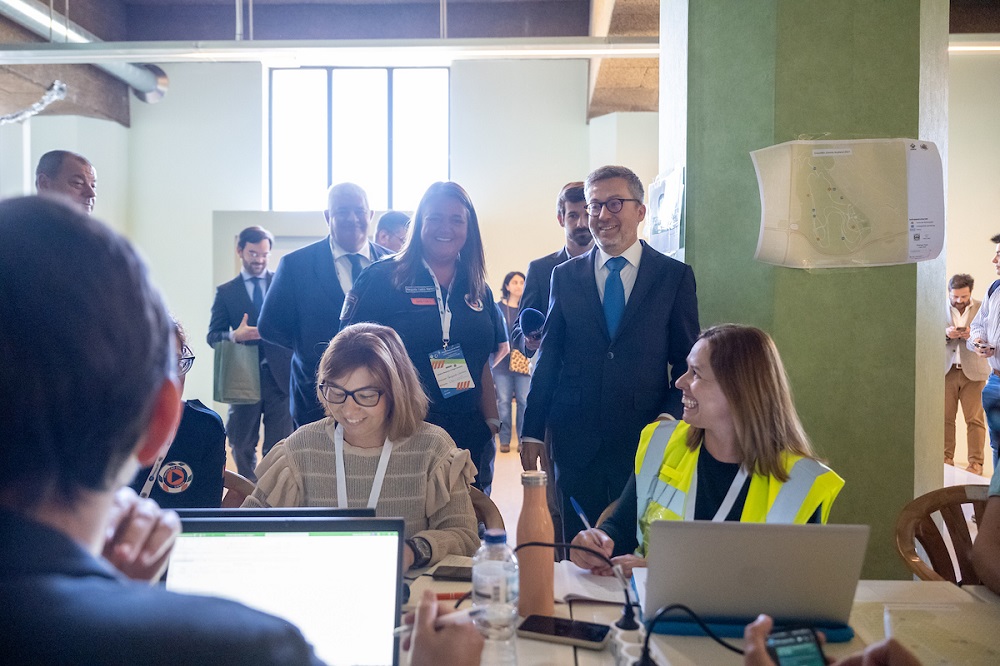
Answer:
[
  {"left": 333, "top": 424, "right": 393, "bottom": 509},
  {"left": 422, "top": 260, "right": 453, "bottom": 348},
  {"left": 139, "top": 453, "right": 168, "bottom": 498},
  {"left": 684, "top": 461, "right": 749, "bottom": 522}
]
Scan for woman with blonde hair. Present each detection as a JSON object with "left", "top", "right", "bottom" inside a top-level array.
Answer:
[
  {"left": 571, "top": 324, "right": 844, "bottom": 576},
  {"left": 245, "top": 323, "right": 480, "bottom": 571}
]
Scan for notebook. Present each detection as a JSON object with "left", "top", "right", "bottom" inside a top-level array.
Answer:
[
  {"left": 166, "top": 516, "right": 404, "bottom": 666},
  {"left": 638, "top": 521, "right": 869, "bottom": 641}
]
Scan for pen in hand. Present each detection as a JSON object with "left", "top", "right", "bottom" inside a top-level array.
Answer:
[
  {"left": 570, "top": 496, "right": 593, "bottom": 530},
  {"left": 393, "top": 606, "right": 485, "bottom": 637}
]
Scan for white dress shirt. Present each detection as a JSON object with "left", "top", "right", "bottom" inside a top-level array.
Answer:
[
  {"left": 329, "top": 238, "right": 374, "bottom": 296},
  {"left": 594, "top": 239, "right": 643, "bottom": 303}
]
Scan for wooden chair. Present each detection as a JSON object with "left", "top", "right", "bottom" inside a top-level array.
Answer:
[
  {"left": 469, "top": 486, "right": 505, "bottom": 531},
  {"left": 895, "top": 483, "right": 989, "bottom": 584},
  {"left": 221, "top": 469, "right": 256, "bottom": 508}
]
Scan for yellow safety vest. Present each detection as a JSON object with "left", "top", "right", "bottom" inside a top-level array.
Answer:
[{"left": 633, "top": 420, "right": 845, "bottom": 555}]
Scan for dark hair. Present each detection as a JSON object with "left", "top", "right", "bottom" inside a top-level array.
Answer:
[
  {"left": 392, "top": 182, "right": 487, "bottom": 302},
  {"left": 949, "top": 274, "right": 975, "bottom": 291},
  {"left": 557, "top": 182, "right": 585, "bottom": 217},
  {"left": 585, "top": 165, "right": 644, "bottom": 202},
  {"left": 991, "top": 234, "right": 1000, "bottom": 245},
  {"left": 377, "top": 211, "right": 410, "bottom": 234},
  {"left": 0, "top": 197, "right": 173, "bottom": 508},
  {"left": 501, "top": 271, "right": 525, "bottom": 299},
  {"left": 237, "top": 225, "right": 274, "bottom": 251},
  {"left": 35, "top": 150, "right": 91, "bottom": 180}
]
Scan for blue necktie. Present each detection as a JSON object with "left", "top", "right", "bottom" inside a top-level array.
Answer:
[
  {"left": 603, "top": 256, "right": 627, "bottom": 338},
  {"left": 347, "top": 253, "right": 365, "bottom": 284},
  {"left": 250, "top": 277, "right": 264, "bottom": 321}
]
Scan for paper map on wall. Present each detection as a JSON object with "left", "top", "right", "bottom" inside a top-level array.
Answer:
[{"left": 751, "top": 138, "right": 944, "bottom": 269}]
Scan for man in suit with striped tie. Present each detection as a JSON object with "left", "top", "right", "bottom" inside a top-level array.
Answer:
[{"left": 207, "top": 226, "right": 293, "bottom": 479}]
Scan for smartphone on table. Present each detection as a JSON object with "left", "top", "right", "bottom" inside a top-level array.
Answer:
[
  {"left": 431, "top": 565, "right": 473, "bottom": 582},
  {"left": 516, "top": 615, "right": 611, "bottom": 650}
]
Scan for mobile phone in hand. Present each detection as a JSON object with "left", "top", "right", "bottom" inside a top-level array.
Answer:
[{"left": 765, "top": 627, "right": 826, "bottom": 666}]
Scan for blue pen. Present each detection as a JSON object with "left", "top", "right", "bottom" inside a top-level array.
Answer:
[{"left": 569, "top": 496, "right": 593, "bottom": 530}]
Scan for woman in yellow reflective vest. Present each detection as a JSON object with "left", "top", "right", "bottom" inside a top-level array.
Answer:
[{"left": 570, "top": 324, "right": 844, "bottom": 577}]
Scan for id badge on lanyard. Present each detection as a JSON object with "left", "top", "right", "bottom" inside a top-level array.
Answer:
[{"left": 423, "top": 261, "right": 475, "bottom": 398}]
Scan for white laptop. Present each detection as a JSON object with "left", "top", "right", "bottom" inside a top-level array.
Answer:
[
  {"left": 166, "top": 516, "right": 404, "bottom": 666},
  {"left": 639, "top": 521, "right": 869, "bottom": 632}
]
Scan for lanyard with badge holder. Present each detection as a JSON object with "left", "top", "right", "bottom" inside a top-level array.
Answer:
[
  {"left": 422, "top": 259, "right": 476, "bottom": 398},
  {"left": 334, "top": 424, "right": 393, "bottom": 509}
]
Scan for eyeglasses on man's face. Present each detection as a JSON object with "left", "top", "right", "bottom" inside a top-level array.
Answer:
[
  {"left": 584, "top": 198, "right": 641, "bottom": 216},
  {"left": 178, "top": 344, "right": 195, "bottom": 376},
  {"left": 319, "top": 383, "right": 384, "bottom": 407}
]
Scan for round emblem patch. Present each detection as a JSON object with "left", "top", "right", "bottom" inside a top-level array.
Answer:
[
  {"left": 465, "top": 295, "right": 483, "bottom": 312},
  {"left": 157, "top": 461, "right": 193, "bottom": 493}
]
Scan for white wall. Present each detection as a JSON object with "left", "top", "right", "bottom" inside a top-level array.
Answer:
[
  {"left": 589, "top": 111, "right": 660, "bottom": 190},
  {"left": 451, "top": 59, "right": 592, "bottom": 295},
  {"left": 947, "top": 51, "right": 1000, "bottom": 472}
]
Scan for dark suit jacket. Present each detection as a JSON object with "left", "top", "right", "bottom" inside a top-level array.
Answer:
[
  {"left": 0, "top": 510, "right": 320, "bottom": 665},
  {"left": 521, "top": 241, "right": 699, "bottom": 471},
  {"left": 207, "top": 270, "right": 292, "bottom": 392},
  {"left": 258, "top": 238, "right": 389, "bottom": 426},
  {"left": 512, "top": 247, "right": 570, "bottom": 356}
]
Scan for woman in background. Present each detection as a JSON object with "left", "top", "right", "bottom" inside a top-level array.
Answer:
[
  {"left": 491, "top": 271, "right": 531, "bottom": 454},
  {"left": 245, "top": 323, "right": 479, "bottom": 571},
  {"left": 571, "top": 324, "right": 845, "bottom": 576},
  {"left": 342, "top": 182, "right": 508, "bottom": 494}
]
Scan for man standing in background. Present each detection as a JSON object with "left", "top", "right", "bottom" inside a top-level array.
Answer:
[
  {"left": 35, "top": 150, "right": 97, "bottom": 215},
  {"left": 374, "top": 210, "right": 410, "bottom": 253},
  {"left": 514, "top": 182, "right": 593, "bottom": 356},
  {"left": 522, "top": 165, "right": 700, "bottom": 540},
  {"left": 259, "top": 183, "right": 391, "bottom": 427},
  {"left": 945, "top": 273, "right": 989, "bottom": 475},
  {"left": 207, "top": 226, "right": 293, "bottom": 479}
]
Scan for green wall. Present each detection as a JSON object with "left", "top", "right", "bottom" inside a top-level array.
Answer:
[{"left": 675, "top": 0, "right": 947, "bottom": 579}]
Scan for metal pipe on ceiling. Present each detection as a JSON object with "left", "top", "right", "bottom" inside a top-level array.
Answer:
[{"left": 0, "top": 0, "right": 168, "bottom": 102}]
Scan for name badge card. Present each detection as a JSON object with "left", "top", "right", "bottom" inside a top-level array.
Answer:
[{"left": 429, "top": 344, "right": 476, "bottom": 398}]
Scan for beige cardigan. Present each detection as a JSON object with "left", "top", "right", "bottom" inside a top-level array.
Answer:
[{"left": 244, "top": 419, "right": 479, "bottom": 565}]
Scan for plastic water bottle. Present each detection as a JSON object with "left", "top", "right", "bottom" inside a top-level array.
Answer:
[{"left": 472, "top": 528, "right": 519, "bottom": 665}]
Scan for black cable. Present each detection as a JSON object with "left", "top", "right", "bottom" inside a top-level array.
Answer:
[
  {"left": 513, "top": 540, "right": 639, "bottom": 630},
  {"left": 636, "top": 603, "right": 744, "bottom": 665}
]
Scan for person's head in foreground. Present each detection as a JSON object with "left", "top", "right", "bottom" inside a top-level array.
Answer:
[
  {"left": 316, "top": 322, "right": 429, "bottom": 444},
  {"left": 0, "top": 197, "right": 482, "bottom": 665}
]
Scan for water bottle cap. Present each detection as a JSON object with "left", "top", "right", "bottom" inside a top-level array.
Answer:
[
  {"left": 483, "top": 528, "right": 507, "bottom": 544},
  {"left": 521, "top": 470, "right": 547, "bottom": 486}
]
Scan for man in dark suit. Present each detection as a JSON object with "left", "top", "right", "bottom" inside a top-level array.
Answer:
[
  {"left": 513, "top": 181, "right": 593, "bottom": 356},
  {"left": 207, "top": 226, "right": 293, "bottom": 479},
  {"left": 0, "top": 196, "right": 320, "bottom": 663},
  {"left": 258, "top": 183, "right": 391, "bottom": 427},
  {"left": 521, "top": 165, "right": 700, "bottom": 541}
]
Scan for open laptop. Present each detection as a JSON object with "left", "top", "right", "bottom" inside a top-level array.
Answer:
[
  {"left": 166, "top": 516, "right": 404, "bottom": 666},
  {"left": 639, "top": 521, "right": 869, "bottom": 638}
]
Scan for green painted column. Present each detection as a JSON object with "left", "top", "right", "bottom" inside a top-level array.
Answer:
[{"left": 665, "top": 0, "right": 947, "bottom": 579}]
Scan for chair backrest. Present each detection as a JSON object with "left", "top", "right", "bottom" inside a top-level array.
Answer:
[
  {"left": 895, "top": 484, "right": 989, "bottom": 584},
  {"left": 469, "top": 486, "right": 505, "bottom": 531},
  {"left": 221, "top": 469, "right": 256, "bottom": 508}
]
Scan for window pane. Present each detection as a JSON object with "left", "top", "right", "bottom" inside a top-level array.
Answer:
[
  {"left": 330, "top": 69, "right": 389, "bottom": 211},
  {"left": 392, "top": 69, "right": 450, "bottom": 211},
  {"left": 271, "top": 69, "right": 329, "bottom": 211}
]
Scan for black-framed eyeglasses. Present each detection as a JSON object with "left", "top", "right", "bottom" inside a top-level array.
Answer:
[
  {"left": 319, "top": 383, "right": 384, "bottom": 407},
  {"left": 178, "top": 344, "right": 195, "bottom": 376},
  {"left": 584, "top": 198, "right": 641, "bottom": 216}
]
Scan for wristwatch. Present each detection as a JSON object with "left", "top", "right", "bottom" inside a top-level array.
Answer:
[{"left": 406, "top": 536, "right": 433, "bottom": 568}]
